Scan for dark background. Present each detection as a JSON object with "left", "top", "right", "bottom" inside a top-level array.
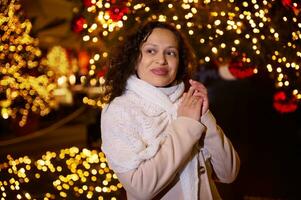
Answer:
[{"left": 207, "top": 74, "right": 301, "bottom": 200}]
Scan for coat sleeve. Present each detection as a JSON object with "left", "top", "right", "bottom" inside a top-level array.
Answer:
[
  {"left": 106, "top": 116, "right": 205, "bottom": 200},
  {"left": 200, "top": 110, "right": 240, "bottom": 183}
]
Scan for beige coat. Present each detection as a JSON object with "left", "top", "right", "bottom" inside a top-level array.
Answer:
[
  {"left": 101, "top": 76, "right": 240, "bottom": 200},
  {"left": 115, "top": 112, "right": 240, "bottom": 200}
]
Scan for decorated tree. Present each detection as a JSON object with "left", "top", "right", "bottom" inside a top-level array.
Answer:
[
  {"left": 0, "top": 0, "right": 58, "bottom": 126},
  {"left": 71, "top": 0, "right": 301, "bottom": 113},
  {"left": 265, "top": 0, "right": 301, "bottom": 113}
]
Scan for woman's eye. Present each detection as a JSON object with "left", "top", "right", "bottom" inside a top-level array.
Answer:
[
  {"left": 146, "top": 49, "right": 156, "bottom": 54},
  {"left": 167, "top": 51, "right": 177, "bottom": 56}
]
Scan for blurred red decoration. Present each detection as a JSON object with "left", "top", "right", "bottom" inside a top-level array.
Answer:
[
  {"left": 281, "top": 0, "right": 300, "bottom": 15},
  {"left": 282, "top": 0, "right": 292, "bottom": 7},
  {"left": 97, "top": 67, "right": 108, "bottom": 77},
  {"left": 78, "top": 50, "right": 90, "bottom": 75},
  {"left": 106, "top": 4, "right": 129, "bottom": 22},
  {"left": 228, "top": 53, "right": 255, "bottom": 79},
  {"left": 82, "top": 0, "right": 94, "bottom": 7},
  {"left": 71, "top": 16, "right": 86, "bottom": 33},
  {"left": 273, "top": 91, "right": 298, "bottom": 113}
]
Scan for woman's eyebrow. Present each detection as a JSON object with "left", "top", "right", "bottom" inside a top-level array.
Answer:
[
  {"left": 143, "top": 43, "right": 157, "bottom": 47},
  {"left": 143, "top": 43, "right": 178, "bottom": 49}
]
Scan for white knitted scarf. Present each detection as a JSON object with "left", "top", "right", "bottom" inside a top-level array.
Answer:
[{"left": 125, "top": 75, "right": 199, "bottom": 200}]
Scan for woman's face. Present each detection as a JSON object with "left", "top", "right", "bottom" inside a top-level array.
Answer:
[{"left": 136, "top": 28, "right": 179, "bottom": 87}]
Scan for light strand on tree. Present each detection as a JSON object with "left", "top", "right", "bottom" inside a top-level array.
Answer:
[
  {"left": 73, "top": 0, "right": 301, "bottom": 111},
  {"left": 0, "top": 0, "right": 57, "bottom": 126}
]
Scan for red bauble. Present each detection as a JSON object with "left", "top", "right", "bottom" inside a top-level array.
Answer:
[
  {"left": 282, "top": 0, "right": 292, "bottom": 7},
  {"left": 281, "top": 0, "right": 301, "bottom": 15},
  {"left": 228, "top": 54, "right": 255, "bottom": 79},
  {"left": 281, "top": 0, "right": 300, "bottom": 8},
  {"left": 78, "top": 50, "right": 90, "bottom": 75},
  {"left": 273, "top": 91, "right": 298, "bottom": 113},
  {"left": 106, "top": 5, "right": 129, "bottom": 22},
  {"left": 97, "top": 67, "right": 108, "bottom": 77},
  {"left": 72, "top": 16, "right": 87, "bottom": 33},
  {"left": 82, "top": 0, "right": 94, "bottom": 7}
]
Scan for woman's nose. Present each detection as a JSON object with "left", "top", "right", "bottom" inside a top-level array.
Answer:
[{"left": 155, "top": 53, "right": 167, "bottom": 65}]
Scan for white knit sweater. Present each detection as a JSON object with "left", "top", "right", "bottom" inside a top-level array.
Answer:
[{"left": 101, "top": 75, "right": 240, "bottom": 200}]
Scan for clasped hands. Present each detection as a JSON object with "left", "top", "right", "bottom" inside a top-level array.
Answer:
[{"left": 178, "top": 79, "right": 209, "bottom": 121}]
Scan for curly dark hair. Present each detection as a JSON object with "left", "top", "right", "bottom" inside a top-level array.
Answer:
[{"left": 103, "top": 21, "right": 197, "bottom": 103}]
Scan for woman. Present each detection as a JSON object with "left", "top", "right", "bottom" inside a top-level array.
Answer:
[{"left": 101, "top": 21, "right": 240, "bottom": 200}]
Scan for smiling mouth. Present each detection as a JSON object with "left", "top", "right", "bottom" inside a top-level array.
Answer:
[{"left": 151, "top": 68, "right": 169, "bottom": 76}]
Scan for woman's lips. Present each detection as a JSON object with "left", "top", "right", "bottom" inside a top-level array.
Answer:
[{"left": 151, "top": 68, "right": 168, "bottom": 76}]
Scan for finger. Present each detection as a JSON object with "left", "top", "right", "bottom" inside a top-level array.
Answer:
[
  {"left": 194, "top": 85, "right": 207, "bottom": 95},
  {"left": 191, "top": 90, "right": 209, "bottom": 115},
  {"left": 182, "top": 92, "right": 187, "bottom": 100},
  {"left": 193, "top": 91, "right": 207, "bottom": 100},
  {"left": 193, "top": 91, "right": 208, "bottom": 102},
  {"left": 195, "top": 97, "right": 203, "bottom": 116},
  {"left": 184, "top": 87, "right": 194, "bottom": 105},
  {"left": 190, "top": 80, "right": 207, "bottom": 94},
  {"left": 202, "top": 97, "right": 209, "bottom": 115},
  {"left": 187, "top": 94, "right": 197, "bottom": 106},
  {"left": 180, "top": 92, "right": 188, "bottom": 105},
  {"left": 189, "top": 79, "right": 205, "bottom": 88},
  {"left": 192, "top": 97, "right": 203, "bottom": 112},
  {"left": 187, "top": 89, "right": 200, "bottom": 105},
  {"left": 193, "top": 90, "right": 204, "bottom": 96},
  {"left": 191, "top": 96, "right": 199, "bottom": 105},
  {"left": 187, "top": 86, "right": 195, "bottom": 98}
]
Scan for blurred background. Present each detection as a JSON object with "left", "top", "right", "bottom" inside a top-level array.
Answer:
[{"left": 0, "top": 0, "right": 301, "bottom": 199}]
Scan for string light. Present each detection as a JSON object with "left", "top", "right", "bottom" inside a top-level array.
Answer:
[
  {"left": 0, "top": 0, "right": 57, "bottom": 126},
  {"left": 75, "top": 0, "right": 301, "bottom": 109},
  {"left": 0, "top": 147, "right": 123, "bottom": 199}
]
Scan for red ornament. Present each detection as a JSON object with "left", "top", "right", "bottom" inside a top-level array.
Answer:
[
  {"left": 282, "top": 0, "right": 292, "bottom": 7},
  {"left": 82, "top": 0, "right": 94, "bottom": 7},
  {"left": 106, "top": 5, "right": 129, "bottom": 22},
  {"left": 273, "top": 91, "right": 298, "bottom": 113},
  {"left": 72, "top": 16, "right": 87, "bottom": 33},
  {"left": 78, "top": 50, "right": 90, "bottom": 75},
  {"left": 228, "top": 54, "right": 255, "bottom": 79},
  {"left": 281, "top": 0, "right": 301, "bottom": 15},
  {"left": 97, "top": 67, "right": 108, "bottom": 77}
]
